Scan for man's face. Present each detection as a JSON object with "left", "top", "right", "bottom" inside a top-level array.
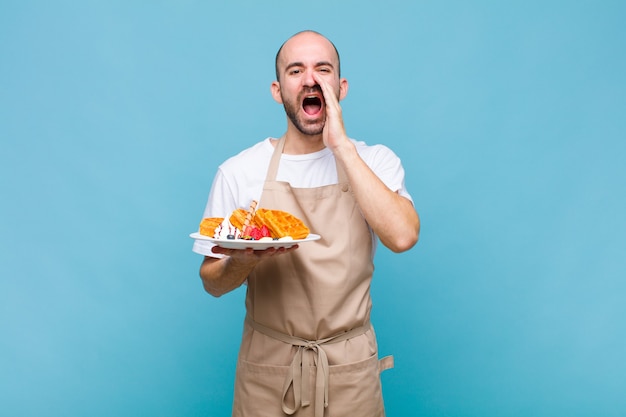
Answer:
[{"left": 273, "top": 33, "right": 344, "bottom": 136}]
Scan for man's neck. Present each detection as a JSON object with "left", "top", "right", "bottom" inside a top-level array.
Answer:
[{"left": 281, "top": 128, "right": 326, "bottom": 155}]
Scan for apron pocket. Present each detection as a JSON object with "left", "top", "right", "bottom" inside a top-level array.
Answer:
[
  {"left": 233, "top": 359, "right": 291, "bottom": 417},
  {"left": 326, "top": 353, "right": 391, "bottom": 417}
]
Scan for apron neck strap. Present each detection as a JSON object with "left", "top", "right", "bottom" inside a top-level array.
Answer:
[
  {"left": 265, "top": 136, "right": 349, "bottom": 184},
  {"left": 265, "top": 136, "right": 285, "bottom": 182}
]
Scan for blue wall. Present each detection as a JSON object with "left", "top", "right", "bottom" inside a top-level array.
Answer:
[{"left": 1, "top": 1, "right": 625, "bottom": 416}]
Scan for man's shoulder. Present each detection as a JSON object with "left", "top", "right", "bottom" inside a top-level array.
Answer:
[{"left": 352, "top": 139, "right": 399, "bottom": 162}]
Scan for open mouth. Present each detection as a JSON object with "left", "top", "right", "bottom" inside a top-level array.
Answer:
[{"left": 302, "top": 96, "right": 322, "bottom": 116}]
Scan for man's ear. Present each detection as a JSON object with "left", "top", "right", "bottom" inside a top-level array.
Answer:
[
  {"left": 271, "top": 81, "right": 283, "bottom": 104},
  {"left": 339, "top": 78, "right": 349, "bottom": 101}
]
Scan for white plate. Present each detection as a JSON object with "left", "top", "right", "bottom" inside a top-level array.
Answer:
[{"left": 189, "top": 232, "right": 321, "bottom": 249}]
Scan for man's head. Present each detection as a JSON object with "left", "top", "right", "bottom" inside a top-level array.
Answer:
[
  {"left": 271, "top": 31, "right": 348, "bottom": 136},
  {"left": 274, "top": 30, "right": 341, "bottom": 82}
]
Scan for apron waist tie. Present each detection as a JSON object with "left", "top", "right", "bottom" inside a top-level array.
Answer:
[{"left": 244, "top": 315, "right": 371, "bottom": 417}]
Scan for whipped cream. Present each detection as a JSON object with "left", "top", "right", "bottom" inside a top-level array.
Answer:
[{"left": 213, "top": 219, "right": 241, "bottom": 239}]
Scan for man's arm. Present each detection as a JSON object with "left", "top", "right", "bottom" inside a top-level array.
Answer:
[
  {"left": 334, "top": 147, "right": 419, "bottom": 252},
  {"left": 199, "top": 246, "right": 299, "bottom": 297},
  {"left": 314, "top": 73, "right": 420, "bottom": 253}
]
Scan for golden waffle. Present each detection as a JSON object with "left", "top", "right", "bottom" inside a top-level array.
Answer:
[
  {"left": 229, "top": 208, "right": 250, "bottom": 230},
  {"left": 254, "top": 208, "right": 309, "bottom": 239},
  {"left": 199, "top": 217, "right": 224, "bottom": 236}
]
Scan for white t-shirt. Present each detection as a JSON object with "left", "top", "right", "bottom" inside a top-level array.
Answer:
[{"left": 192, "top": 137, "right": 413, "bottom": 256}]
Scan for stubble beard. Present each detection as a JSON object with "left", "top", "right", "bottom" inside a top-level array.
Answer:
[{"left": 282, "top": 93, "right": 325, "bottom": 136}]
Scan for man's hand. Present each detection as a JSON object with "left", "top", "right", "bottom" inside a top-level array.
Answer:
[
  {"left": 200, "top": 245, "right": 299, "bottom": 297},
  {"left": 313, "top": 73, "right": 350, "bottom": 152}
]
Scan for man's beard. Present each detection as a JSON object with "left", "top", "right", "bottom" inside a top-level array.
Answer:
[{"left": 282, "top": 92, "right": 325, "bottom": 136}]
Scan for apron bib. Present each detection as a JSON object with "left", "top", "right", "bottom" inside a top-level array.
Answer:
[{"left": 232, "top": 138, "right": 393, "bottom": 417}]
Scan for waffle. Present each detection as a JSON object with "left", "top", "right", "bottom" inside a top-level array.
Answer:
[
  {"left": 199, "top": 217, "right": 224, "bottom": 236},
  {"left": 229, "top": 208, "right": 258, "bottom": 230},
  {"left": 253, "top": 208, "right": 309, "bottom": 239}
]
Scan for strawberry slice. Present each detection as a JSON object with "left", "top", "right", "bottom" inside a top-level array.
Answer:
[
  {"left": 253, "top": 227, "right": 265, "bottom": 240},
  {"left": 242, "top": 225, "right": 271, "bottom": 240}
]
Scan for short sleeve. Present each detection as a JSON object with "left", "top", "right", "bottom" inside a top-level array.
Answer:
[{"left": 358, "top": 143, "right": 414, "bottom": 204}]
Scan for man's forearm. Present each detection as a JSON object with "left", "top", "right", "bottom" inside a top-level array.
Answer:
[
  {"left": 199, "top": 256, "right": 255, "bottom": 297},
  {"left": 333, "top": 142, "right": 420, "bottom": 253},
  {"left": 199, "top": 246, "right": 299, "bottom": 297}
]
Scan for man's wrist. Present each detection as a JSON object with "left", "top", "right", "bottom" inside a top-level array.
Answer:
[{"left": 331, "top": 139, "right": 357, "bottom": 164}]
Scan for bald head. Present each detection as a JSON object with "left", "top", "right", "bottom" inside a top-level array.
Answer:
[{"left": 274, "top": 30, "right": 341, "bottom": 81}]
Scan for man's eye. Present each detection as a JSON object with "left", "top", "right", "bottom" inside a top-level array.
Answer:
[{"left": 289, "top": 69, "right": 301, "bottom": 75}]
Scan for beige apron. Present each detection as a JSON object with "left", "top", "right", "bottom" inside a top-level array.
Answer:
[{"left": 232, "top": 137, "right": 393, "bottom": 417}]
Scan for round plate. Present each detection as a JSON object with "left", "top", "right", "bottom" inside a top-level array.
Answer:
[{"left": 189, "top": 232, "right": 321, "bottom": 249}]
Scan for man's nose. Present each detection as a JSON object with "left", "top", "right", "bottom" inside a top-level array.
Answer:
[{"left": 302, "top": 70, "right": 317, "bottom": 87}]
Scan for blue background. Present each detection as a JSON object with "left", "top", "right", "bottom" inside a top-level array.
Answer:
[{"left": 2, "top": 1, "right": 625, "bottom": 416}]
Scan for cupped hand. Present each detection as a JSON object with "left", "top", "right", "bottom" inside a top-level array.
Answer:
[{"left": 312, "top": 73, "right": 349, "bottom": 151}]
